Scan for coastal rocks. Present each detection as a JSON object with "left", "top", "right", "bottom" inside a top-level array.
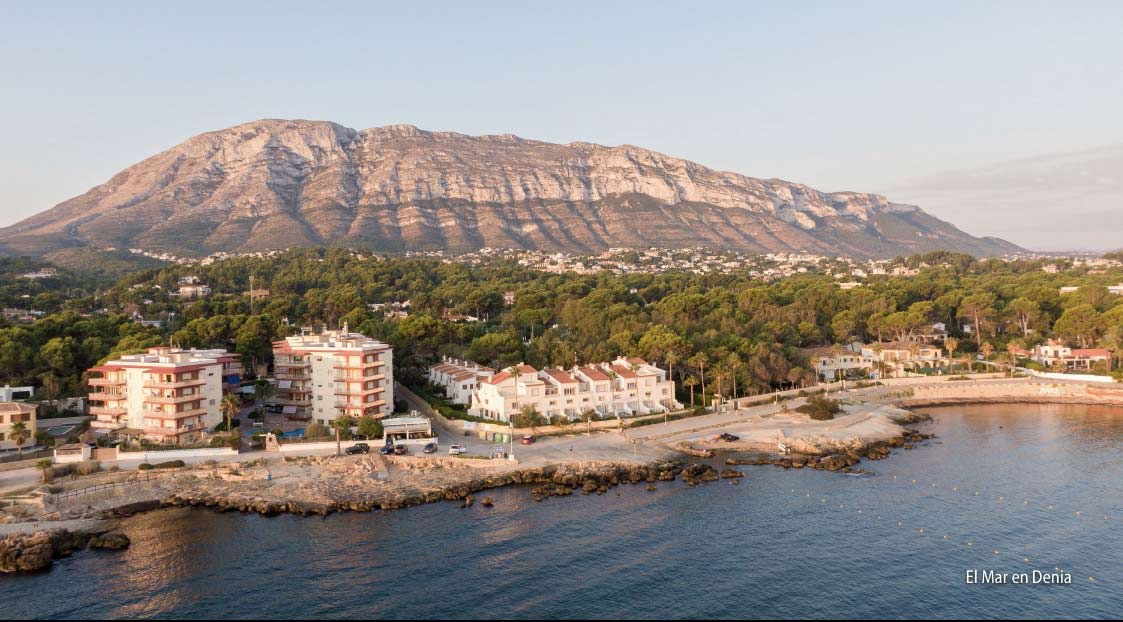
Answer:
[
  {"left": 480, "top": 497, "right": 494, "bottom": 508},
  {"left": 865, "top": 445, "right": 892, "bottom": 460},
  {"left": 88, "top": 532, "right": 130, "bottom": 550},
  {"left": 681, "top": 464, "right": 719, "bottom": 486},
  {"left": 0, "top": 532, "right": 55, "bottom": 573},
  {"left": 531, "top": 484, "right": 574, "bottom": 502},
  {"left": 720, "top": 469, "right": 744, "bottom": 479},
  {"left": 0, "top": 527, "right": 129, "bottom": 574}
]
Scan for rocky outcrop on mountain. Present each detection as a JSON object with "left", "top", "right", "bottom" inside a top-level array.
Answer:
[{"left": 0, "top": 119, "right": 1021, "bottom": 258}]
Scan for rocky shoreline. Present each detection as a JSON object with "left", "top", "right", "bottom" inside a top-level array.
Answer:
[
  {"left": 723, "top": 428, "right": 932, "bottom": 473},
  {"left": 163, "top": 461, "right": 704, "bottom": 516},
  {"left": 0, "top": 522, "right": 130, "bottom": 574},
  {"left": 0, "top": 403, "right": 948, "bottom": 574}
]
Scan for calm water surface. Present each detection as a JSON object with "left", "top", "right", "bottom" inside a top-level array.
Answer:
[{"left": 3, "top": 404, "right": 1121, "bottom": 619}]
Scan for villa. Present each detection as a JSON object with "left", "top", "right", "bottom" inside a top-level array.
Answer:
[
  {"left": 0, "top": 402, "right": 37, "bottom": 452},
  {"left": 1032, "top": 341, "right": 1113, "bottom": 371}
]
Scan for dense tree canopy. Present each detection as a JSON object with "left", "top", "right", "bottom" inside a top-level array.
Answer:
[{"left": 2, "top": 248, "right": 1122, "bottom": 400}]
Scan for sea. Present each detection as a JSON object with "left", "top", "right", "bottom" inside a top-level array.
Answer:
[{"left": 3, "top": 404, "right": 1120, "bottom": 619}]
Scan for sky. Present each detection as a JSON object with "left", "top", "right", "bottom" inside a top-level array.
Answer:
[{"left": 1, "top": 1, "right": 1121, "bottom": 250}]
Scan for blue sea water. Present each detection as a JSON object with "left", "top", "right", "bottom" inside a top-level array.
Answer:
[{"left": 2, "top": 404, "right": 1120, "bottom": 619}]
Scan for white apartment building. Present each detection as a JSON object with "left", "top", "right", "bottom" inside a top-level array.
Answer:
[
  {"left": 272, "top": 327, "right": 394, "bottom": 425},
  {"left": 468, "top": 357, "right": 680, "bottom": 423},
  {"left": 86, "top": 347, "right": 238, "bottom": 445},
  {"left": 0, "top": 402, "right": 37, "bottom": 451},
  {"left": 428, "top": 358, "right": 495, "bottom": 404}
]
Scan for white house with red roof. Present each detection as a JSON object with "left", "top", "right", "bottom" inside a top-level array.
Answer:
[
  {"left": 1031, "top": 340, "right": 1113, "bottom": 371},
  {"left": 468, "top": 356, "right": 678, "bottom": 422},
  {"left": 429, "top": 357, "right": 495, "bottom": 404}
]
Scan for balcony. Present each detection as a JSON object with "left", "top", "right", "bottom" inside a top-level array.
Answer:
[
  {"left": 88, "top": 377, "right": 126, "bottom": 387},
  {"left": 143, "top": 406, "right": 209, "bottom": 420},
  {"left": 90, "top": 405, "right": 128, "bottom": 417},
  {"left": 275, "top": 370, "right": 310, "bottom": 380},
  {"left": 144, "top": 393, "right": 204, "bottom": 405},
  {"left": 143, "top": 422, "right": 207, "bottom": 437},
  {"left": 333, "top": 360, "right": 385, "bottom": 371},
  {"left": 143, "top": 378, "right": 206, "bottom": 390},
  {"left": 88, "top": 391, "right": 126, "bottom": 402},
  {"left": 333, "top": 384, "right": 385, "bottom": 396},
  {"left": 90, "top": 419, "right": 125, "bottom": 430}
]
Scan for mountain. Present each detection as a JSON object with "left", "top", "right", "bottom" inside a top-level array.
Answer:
[
  {"left": 0, "top": 119, "right": 1022, "bottom": 259},
  {"left": 886, "top": 145, "right": 1123, "bottom": 252}
]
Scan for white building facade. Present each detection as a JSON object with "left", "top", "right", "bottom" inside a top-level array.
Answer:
[
  {"left": 87, "top": 348, "right": 235, "bottom": 445},
  {"left": 428, "top": 358, "right": 495, "bottom": 404},
  {"left": 469, "top": 357, "right": 679, "bottom": 423},
  {"left": 273, "top": 328, "right": 394, "bottom": 425}
]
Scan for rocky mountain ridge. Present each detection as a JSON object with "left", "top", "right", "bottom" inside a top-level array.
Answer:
[{"left": 0, "top": 119, "right": 1022, "bottom": 259}]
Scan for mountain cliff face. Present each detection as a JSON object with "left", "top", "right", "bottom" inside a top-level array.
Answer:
[{"left": 0, "top": 119, "right": 1021, "bottom": 258}]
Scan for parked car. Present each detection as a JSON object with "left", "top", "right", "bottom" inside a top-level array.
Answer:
[
  {"left": 448, "top": 444, "right": 466, "bottom": 455},
  {"left": 379, "top": 444, "right": 394, "bottom": 455},
  {"left": 521, "top": 435, "right": 536, "bottom": 445},
  {"left": 423, "top": 442, "right": 438, "bottom": 454},
  {"left": 393, "top": 444, "right": 409, "bottom": 455},
  {"left": 346, "top": 443, "right": 370, "bottom": 455}
]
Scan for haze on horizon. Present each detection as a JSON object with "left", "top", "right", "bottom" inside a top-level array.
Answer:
[{"left": 1, "top": 1, "right": 1120, "bottom": 252}]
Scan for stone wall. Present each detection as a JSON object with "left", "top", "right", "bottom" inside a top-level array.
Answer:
[{"left": 898, "top": 379, "right": 1123, "bottom": 408}]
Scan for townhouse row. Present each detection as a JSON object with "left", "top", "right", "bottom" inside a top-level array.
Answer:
[{"left": 430, "top": 357, "right": 680, "bottom": 423}]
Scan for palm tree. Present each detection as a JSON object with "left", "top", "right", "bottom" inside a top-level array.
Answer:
[
  {"left": 688, "top": 353, "right": 708, "bottom": 408},
  {"left": 980, "top": 342, "right": 994, "bottom": 372},
  {"left": 727, "top": 354, "right": 743, "bottom": 400},
  {"left": 9, "top": 421, "right": 29, "bottom": 456},
  {"left": 684, "top": 376, "right": 697, "bottom": 408},
  {"left": 606, "top": 370, "right": 619, "bottom": 418},
  {"left": 220, "top": 393, "right": 241, "bottom": 435},
  {"left": 665, "top": 351, "right": 679, "bottom": 385},
  {"left": 253, "top": 381, "right": 277, "bottom": 415},
  {"left": 581, "top": 408, "right": 597, "bottom": 435},
  {"left": 35, "top": 458, "right": 53, "bottom": 482},
  {"left": 945, "top": 337, "right": 959, "bottom": 374}
]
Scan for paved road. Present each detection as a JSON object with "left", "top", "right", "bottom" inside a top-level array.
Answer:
[{"left": 0, "top": 467, "right": 42, "bottom": 496}]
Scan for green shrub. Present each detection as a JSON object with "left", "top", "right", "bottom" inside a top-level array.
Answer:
[
  {"left": 304, "top": 422, "right": 330, "bottom": 439},
  {"left": 796, "top": 395, "right": 843, "bottom": 421},
  {"left": 138, "top": 463, "right": 154, "bottom": 470},
  {"left": 152, "top": 460, "right": 185, "bottom": 469},
  {"left": 75, "top": 460, "right": 100, "bottom": 475}
]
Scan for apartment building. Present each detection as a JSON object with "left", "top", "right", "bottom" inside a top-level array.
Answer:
[
  {"left": 0, "top": 402, "right": 37, "bottom": 451},
  {"left": 272, "top": 327, "right": 394, "bottom": 425},
  {"left": 86, "top": 347, "right": 239, "bottom": 445},
  {"left": 428, "top": 357, "right": 495, "bottom": 404},
  {"left": 468, "top": 357, "right": 679, "bottom": 423}
]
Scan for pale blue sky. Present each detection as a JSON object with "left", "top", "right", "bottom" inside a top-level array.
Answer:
[{"left": 2, "top": 1, "right": 1121, "bottom": 248}]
